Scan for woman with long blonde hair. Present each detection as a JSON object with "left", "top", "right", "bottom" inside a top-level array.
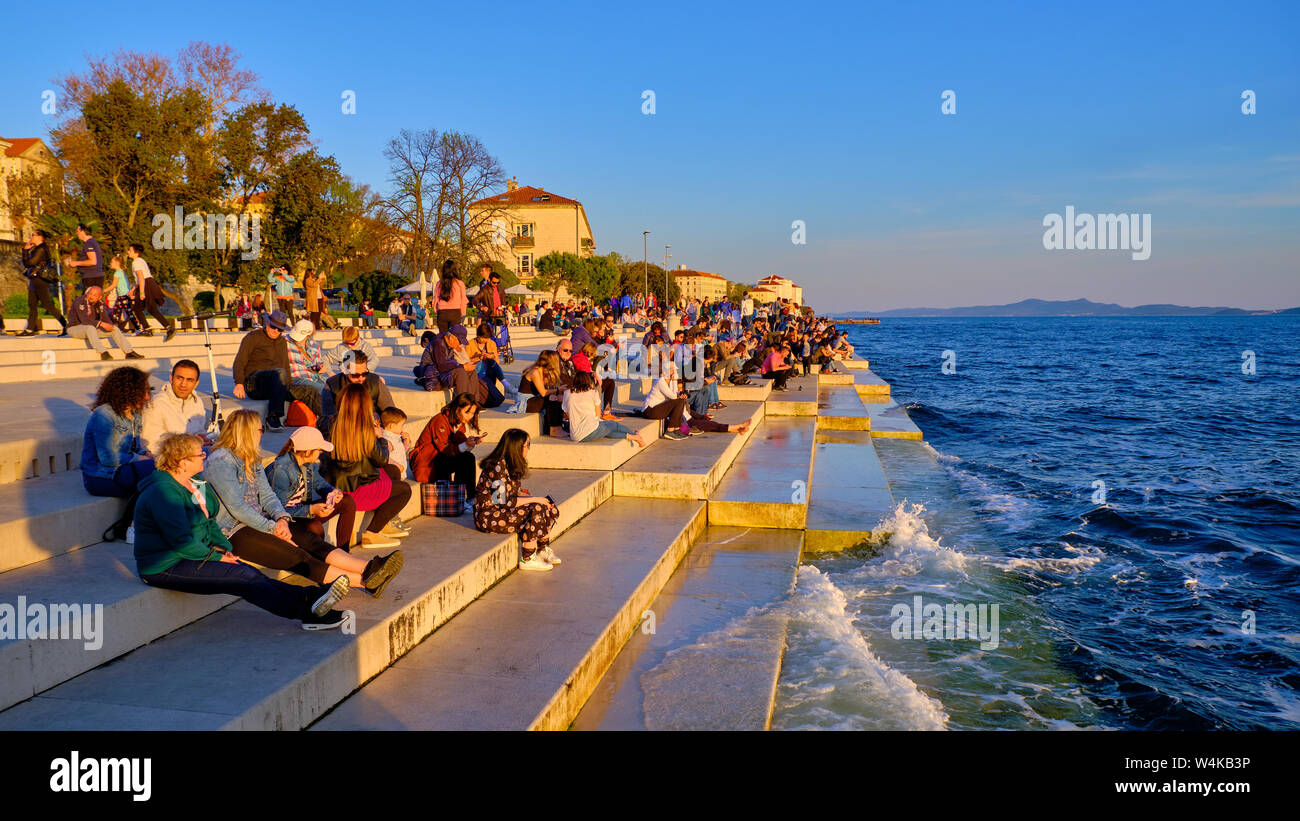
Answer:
[
  {"left": 320, "top": 384, "right": 412, "bottom": 548},
  {"left": 519, "top": 349, "right": 565, "bottom": 435},
  {"left": 204, "top": 410, "right": 382, "bottom": 595}
]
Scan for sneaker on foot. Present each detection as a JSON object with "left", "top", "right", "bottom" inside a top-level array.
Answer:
[
  {"left": 360, "top": 531, "right": 401, "bottom": 549},
  {"left": 379, "top": 522, "right": 410, "bottom": 539},
  {"left": 125, "top": 525, "right": 135, "bottom": 545},
  {"left": 164, "top": 320, "right": 177, "bottom": 343},
  {"left": 310, "top": 575, "right": 350, "bottom": 617},
  {"left": 663, "top": 430, "right": 689, "bottom": 441},
  {"left": 518, "top": 553, "right": 553, "bottom": 572},
  {"left": 362, "top": 550, "right": 405, "bottom": 599},
  {"left": 100, "top": 351, "right": 114, "bottom": 361},
  {"left": 136, "top": 329, "right": 154, "bottom": 337},
  {"left": 301, "top": 610, "right": 347, "bottom": 631},
  {"left": 539, "top": 546, "right": 562, "bottom": 565},
  {"left": 125, "top": 351, "right": 145, "bottom": 360},
  {"left": 264, "top": 415, "right": 283, "bottom": 432}
]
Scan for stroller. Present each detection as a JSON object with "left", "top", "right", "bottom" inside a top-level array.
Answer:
[{"left": 483, "top": 315, "right": 514, "bottom": 364}]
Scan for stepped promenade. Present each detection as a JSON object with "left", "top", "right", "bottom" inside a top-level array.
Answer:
[{"left": 0, "top": 313, "right": 922, "bottom": 730}]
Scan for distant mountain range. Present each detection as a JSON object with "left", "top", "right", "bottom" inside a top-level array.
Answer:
[{"left": 836, "top": 298, "right": 1300, "bottom": 318}]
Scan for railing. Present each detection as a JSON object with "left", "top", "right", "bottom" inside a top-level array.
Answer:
[{"left": 513, "top": 236, "right": 536, "bottom": 248}]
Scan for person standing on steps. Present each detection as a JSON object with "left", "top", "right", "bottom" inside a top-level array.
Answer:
[
  {"left": 19, "top": 229, "right": 67, "bottom": 337},
  {"left": 67, "top": 286, "right": 145, "bottom": 361},
  {"left": 269, "top": 265, "right": 295, "bottom": 318},
  {"left": 125, "top": 244, "right": 177, "bottom": 341},
  {"left": 433, "top": 258, "right": 467, "bottom": 333},
  {"left": 232, "top": 309, "right": 293, "bottom": 431},
  {"left": 63, "top": 223, "right": 104, "bottom": 291},
  {"left": 303, "top": 268, "right": 324, "bottom": 330}
]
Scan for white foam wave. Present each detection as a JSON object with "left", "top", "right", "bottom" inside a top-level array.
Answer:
[
  {"left": 985, "top": 545, "right": 1104, "bottom": 575},
  {"left": 773, "top": 566, "right": 950, "bottom": 731},
  {"left": 853, "top": 502, "right": 970, "bottom": 579}
]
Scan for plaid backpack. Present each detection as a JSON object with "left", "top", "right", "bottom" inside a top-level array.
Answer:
[{"left": 421, "top": 480, "right": 466, "bottom": 517}]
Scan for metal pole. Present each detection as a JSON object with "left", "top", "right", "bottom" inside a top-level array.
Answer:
[
  {"left": 664, "top": 245, "right": 671, "bottom": 307},
  {"left": 642, "top": 230, "right": 650, "bottom": 311}
]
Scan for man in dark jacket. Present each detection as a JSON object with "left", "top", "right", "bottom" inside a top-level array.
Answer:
[
  {"left": 232, "top": 310, "right": 293, "bottom": 430},
  {"left": 472, "top": 270, "right": 506, "bottom": 324},
  {"left": 67, "top": 286, "right": 145, "bottom": 361},
  {"left": 322, "top": 350, "right": 397, "bottom": 418}
]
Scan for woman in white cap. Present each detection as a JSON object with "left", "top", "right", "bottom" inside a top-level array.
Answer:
[
  {"left": 286, "top": 319, "right": 328, "bottom": 417},
  {"left": 265, "top": 424, "right": 404, "bottom": 597}
]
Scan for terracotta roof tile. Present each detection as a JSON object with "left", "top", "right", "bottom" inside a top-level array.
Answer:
[
  {"left": 472, "top": 185, "right": 582, "bottom": 207},
  {"left": 673, "top": 269, "right": 727, "bottom": 281},
  {"left": 2, "top": 137, "right": 43, "bottom": 157}
]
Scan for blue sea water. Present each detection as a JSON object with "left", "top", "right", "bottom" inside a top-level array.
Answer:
[{"left": 773, "top": 316, "right": 1300, "bottom": 731}]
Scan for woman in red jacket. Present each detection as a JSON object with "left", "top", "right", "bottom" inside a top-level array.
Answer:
[{"left": 410, "top": 393, "right": 484, "bottom": 494}]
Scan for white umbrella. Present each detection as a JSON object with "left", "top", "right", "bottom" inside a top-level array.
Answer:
[
  {"left": 505, "top": 283, "right": 544, "bottom": 296},
  {"left": 396, "top": 280, "right": 424, "bottom": 293}
]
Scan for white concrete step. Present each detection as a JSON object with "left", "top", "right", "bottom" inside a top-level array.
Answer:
[
  {"left": 614, "top": 401, "right": 765, "bottom": 499},
  {"left": 311, "top": 496, "right": 707, "bottom": 730},
  {"left": 0, "top": 469, "right": 612, "bottom": 729},
  {"left": 708, "top": 417, "right": 817, "bottom": 528}
]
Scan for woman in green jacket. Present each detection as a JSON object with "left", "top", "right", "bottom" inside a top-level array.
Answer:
[{"left": 133, "top": 432, "right": 350, "bottom": 630}]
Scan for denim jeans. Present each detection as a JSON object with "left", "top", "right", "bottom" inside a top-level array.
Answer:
[
  {"left": 689, "top": 382, "right": 719, "bottom": 416},
  {"left": 83, "top": 458, "right": 155, "bottom": 498},
  {"left": 479, "top": 357, "right": 506, "bottom": 408},
  {"left": 580, "top": 420, "right": 634, "bottom": 442},
  {"left": 141, "top": 557, "right": 320, "bottom": 621}
]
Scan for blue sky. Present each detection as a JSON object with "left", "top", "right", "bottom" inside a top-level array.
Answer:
[{"left": 3, "top": 0, "right": 1297, "bottom": 310}]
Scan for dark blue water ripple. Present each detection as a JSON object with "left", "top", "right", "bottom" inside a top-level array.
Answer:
[{"left": 847, "top": 316, "right": 1300, "bottom": 730}]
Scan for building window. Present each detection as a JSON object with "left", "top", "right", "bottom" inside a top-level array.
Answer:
[
  {"left": 516, "top": 223, "right": 534, "bottom": 237},
  {"left": 518, "top": 254, "right": 532, "bottom": 274}
]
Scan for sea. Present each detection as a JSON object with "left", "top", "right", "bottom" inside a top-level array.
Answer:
[{"left": 770, "top": 316, "right": 1300, "bottom": 730}]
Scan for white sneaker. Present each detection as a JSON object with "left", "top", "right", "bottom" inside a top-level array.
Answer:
[
  {"left": 518, "top": 553, "right": 553, "bottom": 572},
  {"left": 125, "top": 525, "right": 135, "bottom": 545},
  {"left": 540, "top": 546, "right": 562, "bottom": 565}
]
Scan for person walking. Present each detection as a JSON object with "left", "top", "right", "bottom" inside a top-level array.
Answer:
[
  {"left": 126, "top": 244, "right": 177, "bottom": 341},
  {"left": 63, "top": 223, "right": 104, "bottom": 291},
  {"left": 269, "top": 265, "right": 295, "bottom": 317},
  {"left": 19, "top": 229, "right": 67, "bottom": 337}
]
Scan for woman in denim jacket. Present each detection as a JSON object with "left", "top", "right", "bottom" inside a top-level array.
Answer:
[
  {"left": 82, "top": 367, "right": 155, "bottom": 498},
  {"left": 206, "top": 410, "right": 400, "bottom": 598},
  {"left": 266, "top": 427, "right": 402, "bottom": 588}
]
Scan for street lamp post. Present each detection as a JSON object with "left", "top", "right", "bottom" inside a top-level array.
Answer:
[
  {"left": 664, "top": 245, "right": 671, "bottom": 307},
  {"left": 642, "top": 230, "right": 650, "bottom": 310}
]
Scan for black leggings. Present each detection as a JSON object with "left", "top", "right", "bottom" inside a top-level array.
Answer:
[
  {"left": 601, "top": 377, "right": 616, "bottom": 411},
  {"left": 26, "top": 278, "right": 66, "bottom": 330},
  {"left": 432, "top": 450, "right": 476, "bottom": 495},
  {"left": 229, "top": 520, "right": 338, "bottom": 583},
  {"left": 764, "top": 369, "right": 792, "bottom": 390},
  {"left": 642, "top": 397, "right": 688, "bottom": 430}
]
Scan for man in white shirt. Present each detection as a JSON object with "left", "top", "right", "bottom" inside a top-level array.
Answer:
[
  {"left": 741, "top": 294, "right": 754, "bottom": 329},
  {"left": 141, "top": 359, "right": 211, "bottom": 453}
]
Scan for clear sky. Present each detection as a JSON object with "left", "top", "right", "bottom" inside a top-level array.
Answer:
[{"left": 3, "top": 0, "right": 1297, "bottom": 311}]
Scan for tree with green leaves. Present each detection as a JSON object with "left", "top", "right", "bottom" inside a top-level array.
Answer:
[
  {"left": 582, "top": 254, "right": 621, "bottom": 304},
  {"left": 532, "top": 251, "right": 586, "bottom": 303}
]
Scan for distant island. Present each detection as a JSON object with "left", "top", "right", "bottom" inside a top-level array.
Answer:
[{"left": 835, "top": 298, "right": 1300, "bottom": 319}]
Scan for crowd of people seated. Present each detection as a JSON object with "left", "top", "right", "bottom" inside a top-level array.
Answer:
[{"left": 70, "top": 281, "right": 853, "bottom": 630}]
